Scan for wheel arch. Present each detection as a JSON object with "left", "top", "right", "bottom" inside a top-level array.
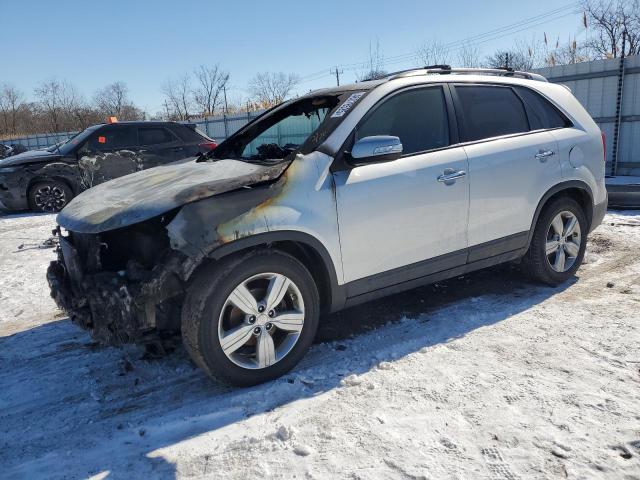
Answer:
[
  {"left": 527, "top": 180, "right": 594, "bottom": 248},
  {"left": 27, "top": 175, "right": 78, "bottom": 196},
  {"left": 199, "top": 231, "right": 346, "bottom": 313}
]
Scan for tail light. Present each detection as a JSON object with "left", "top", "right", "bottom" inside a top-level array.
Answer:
[
  {"left": 601, "top": 131, "right": 606, "bottom": 163},
  {"left": 199, "top": 141, "right": 217, "bottom": 151}
]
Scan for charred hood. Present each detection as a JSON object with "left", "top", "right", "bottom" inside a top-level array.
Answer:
[{"left": 56, "top": 157, "right": 291, "bottom": 234}]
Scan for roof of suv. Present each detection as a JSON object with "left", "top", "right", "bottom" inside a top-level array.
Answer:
[
  {"left": 304, "top": 67, "right": 548, "bottom": 99},
  {"left": 93, "top": 121, "right": 190, "bottom": 128}
]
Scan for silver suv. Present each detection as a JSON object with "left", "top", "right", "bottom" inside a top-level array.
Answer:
[{"left": 48, "top": 67, "right": 608, "bottom": 386}]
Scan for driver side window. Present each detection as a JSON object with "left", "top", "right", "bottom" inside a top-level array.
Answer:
[
  {"left": 82, "top": 127, "right": 137, "bottom": 153},
  {"left": 356, "top": 87, "right": 450, "bottom": 155}
]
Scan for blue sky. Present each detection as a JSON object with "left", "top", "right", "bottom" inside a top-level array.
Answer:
[{"left": 0, "top": 0, "right": 585, "bottom": 115}]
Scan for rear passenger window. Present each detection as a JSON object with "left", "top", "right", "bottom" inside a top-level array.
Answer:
[
  {"left": 356, "top": 87, "right": 449, "bottom": 155},
  {"left": 173, "top": 125, "right": 208, "bottom": 143},
  {"left": 515, "top": 87, "right": 569, "bottom": 130},
  {"left": 456, "top": 86, "right": 529, "bottom": 142},
  {"left": 138, "top": 128, "right": 175, "bottom": 145}
]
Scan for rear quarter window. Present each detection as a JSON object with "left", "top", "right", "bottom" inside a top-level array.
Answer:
[{"left": 514, "top": 86, "right": 571, "bottom": 130}]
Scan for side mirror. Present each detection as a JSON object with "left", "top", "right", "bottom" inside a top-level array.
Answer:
[{"left": 349, "top": 135, "right": 403, "bottom": 165}]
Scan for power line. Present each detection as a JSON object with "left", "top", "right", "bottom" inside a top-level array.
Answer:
[
  {"left": 362, "top": 10, "right": 578, "bottom": 73},
  {"left": 340, "top": 2, "right": 579, "bottom": 70},
  {"left": 300, "top": 2, "right": 580, "bottom": 80}
]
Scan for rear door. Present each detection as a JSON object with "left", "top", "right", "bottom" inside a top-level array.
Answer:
[
  {"left": 451, "top": 84, "right": 561, "bottom": 255},
  {"left": 334, "top": 85, "right": 470, "bottom": 287},
  {"left": 137, "top": 126, "right": 186, "bottom": 169}
]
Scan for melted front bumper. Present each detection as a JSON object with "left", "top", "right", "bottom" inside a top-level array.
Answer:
[{"left": 47, "top": 235, "right": 185, "bottom": 345}]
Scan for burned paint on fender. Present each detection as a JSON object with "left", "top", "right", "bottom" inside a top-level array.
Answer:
[
  {"left": 166, "top": 176, "right": 287, "bottom": 257},
  {"left": 57, "top": 158, "right": 291, "bottom": 234}
]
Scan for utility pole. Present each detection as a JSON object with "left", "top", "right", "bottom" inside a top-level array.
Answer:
[
  {"left": 223, "top": 85, "right": 229, "bottom": 116},
  {"left": 163, "top": 100, "right": 170, "bottom": 120},
  {"left": 330, "top": 67, "right": 343, "bottom": 86},
  {"left": 505, "top": 53, "right": 510, "bottom": 69},
  {"left": 610, "top": 30, "right": 627, "bottom": 177}
]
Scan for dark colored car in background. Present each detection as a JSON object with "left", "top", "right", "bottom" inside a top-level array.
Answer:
[
  {"left": 0, "top": 121, "right": 216, "bottom": 212},
  {"left": 0, "top": 144, "right": 13, "bottom": 159}
]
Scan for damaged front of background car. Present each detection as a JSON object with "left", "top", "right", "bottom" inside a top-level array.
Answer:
[
  {"left": 47, "top": 86, "right": 374, "bottom": 352},
  {"left": 0, "top": 122, "right": 215, "bottom": 212}
]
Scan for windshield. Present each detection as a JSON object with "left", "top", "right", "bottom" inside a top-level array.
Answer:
[
  {"left": 239, "top": 107, "right": 330, "bottom": 160},
  {"left": 54, "top": 125, "right": 101, "bottom": 155},
  {"left": 212, "top": 91, "right": 368, "bottom": 163}
]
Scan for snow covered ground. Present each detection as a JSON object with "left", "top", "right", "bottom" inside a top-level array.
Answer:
[{"left": 1, "top": 211, "right": 639, "bottom": 479}]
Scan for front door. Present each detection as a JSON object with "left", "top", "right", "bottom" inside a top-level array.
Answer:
[
  {"left": 77, "top": 125, "right": 139, "bottom": 188},
  {"left": 333, "top": 86, "right": 470, "bottom": 288}
]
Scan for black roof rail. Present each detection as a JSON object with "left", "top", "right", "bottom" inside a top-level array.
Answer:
[{"left": 386, "top": 66, "right": 547, "bottom": 82}]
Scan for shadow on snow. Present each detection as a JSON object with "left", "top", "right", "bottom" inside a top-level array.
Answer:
[{"left": 0, "top": 263, "right": 575, "bottom": 479}]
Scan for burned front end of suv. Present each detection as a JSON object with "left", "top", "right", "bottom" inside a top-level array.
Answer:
[
  {"left": 46, "top": 87, "right": 371, "bottom": 348},
  {"left": 47, "top": 213, "right": 189, "bottom": 346},
  {"left": 46, "top": 156, "right": 291, "bottom": 348}
]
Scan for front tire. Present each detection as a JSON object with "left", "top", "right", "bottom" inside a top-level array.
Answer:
[
  {"left": 523, "top": 196, "right": 588, "bottom": 285},
  {"left": 28, "top": 180, "right": 73, "bottom": 212},
  {"left": 182, "top": 250, "right": 320, "bottom": 386}
]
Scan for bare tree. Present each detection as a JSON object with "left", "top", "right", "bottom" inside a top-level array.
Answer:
[
  {"left": 485, "top": 36, "right": 549, "bottom": 71},
  {"left": 248, "top": 72, "right": 300, "bottom": 108},
  {"left": 161, "top": 74, "right": 193, "bottom": 120},
  {"left": 485, "top": 49, "right": 536, "bottom": 71},
  {"left": 192, "top": 64, "right": 229, "bottom": 116},
  {"left": 0, "top": 84, "right": 24, "bottom": 135},
  {"left": 547, "top": 37, "right": 587, "bottom": 66},
  {"left": 93, "top": 81, "right": 140, "bottom": 119},
  {"left": 582, "top": 0, "right": 640, "bottom": 58},
  {"left": 416, "top": 39, "right": 451, "bottom": 66},
  {"left": 34, "top": 79, "right": 87, "bottom": 132},
  {"left": 357, "top": 39, "right": 388, "bottom": 81},
  {"left": 455, "top": 41, "right": 482, "bottom": 68}
]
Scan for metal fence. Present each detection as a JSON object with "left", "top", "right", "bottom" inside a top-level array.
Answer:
[
  {"left": 189, "top": 110, "right": 266, "bottom": 142},
  {"left": 534, "top": 55, "right": 640, "bottom": 176},
  {"left": 0, "top": 131, "right": 78, "bottom": 150}
]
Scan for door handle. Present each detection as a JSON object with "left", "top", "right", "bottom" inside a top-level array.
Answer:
[
  {"left": 535, "top": 150, "right": 555, "bottom": 162},
  {"left": 437, "top": 169, "right": 466, "bottom": 185}
]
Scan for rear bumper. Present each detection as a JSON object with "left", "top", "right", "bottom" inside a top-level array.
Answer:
[
  {"left": 590, "top": 194, "right": 608, "bottom": 232},
  {"left": 47, "top": 235, "right": 185, "bottom": 344}
]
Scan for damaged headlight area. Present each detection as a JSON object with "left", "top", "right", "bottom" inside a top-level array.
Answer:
[{"left": 47, "top": 212, "right": 190, "bottom": 350}]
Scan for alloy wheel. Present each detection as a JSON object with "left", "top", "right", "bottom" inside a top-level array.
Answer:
[
  {"left": 34, "top": 185, "right": 67, "bottom": 212},
  {"left": 545, "top": 211, "right": 581, "bottom": 273},
  {"left": 218, "top": 272, "right": 305, "bottom": 369}
]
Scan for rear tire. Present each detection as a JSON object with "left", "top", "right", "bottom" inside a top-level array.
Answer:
[
  {"left": 28, "top": 180, "right": 73, "bottom": 213},
  {"left": 182, "top": 250, "right": 320, "bottom": 387},
  {"left": 522, "top": 196, "right": 588, "bottom": 285}
]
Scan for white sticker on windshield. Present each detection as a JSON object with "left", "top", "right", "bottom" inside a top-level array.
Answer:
[{"left": 330, "top": 92, "right": 366, "bottom": 118}]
